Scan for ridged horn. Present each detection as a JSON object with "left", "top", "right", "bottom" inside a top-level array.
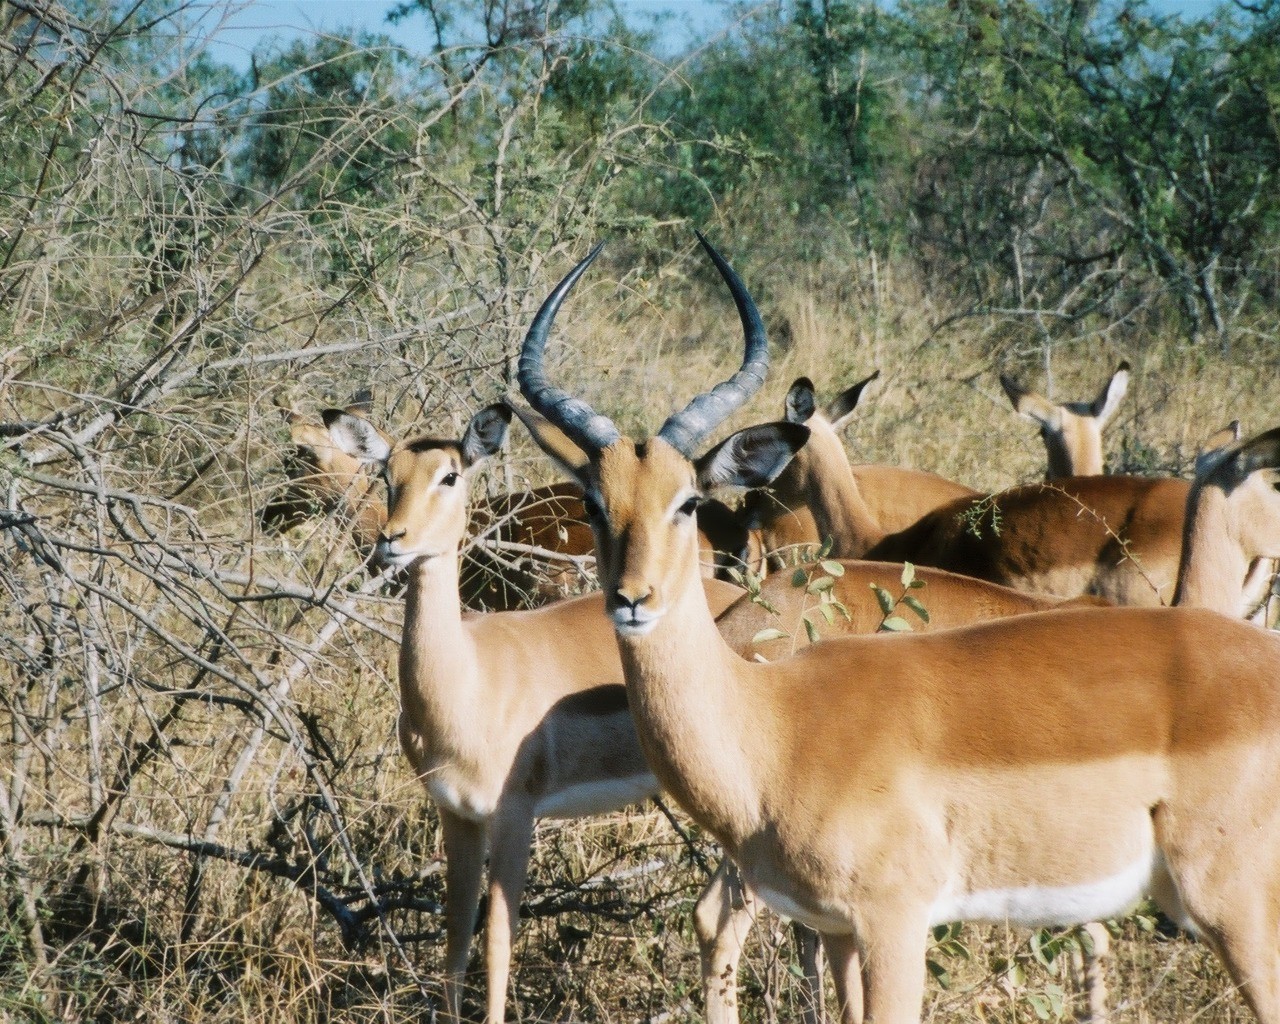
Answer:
[
  {"left": 657, "top": 231, "right": 769, "bottom": 456},
  {"left": 516, "top": 242, "right": 621, "bottom": 454}
]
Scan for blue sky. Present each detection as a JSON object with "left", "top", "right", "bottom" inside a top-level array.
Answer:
[
  {"left": 201, "top": 0, "right": 726, "bottom": 68},
  {"left": 199, "top": 0, "right": 1230, "bottom": 70}
]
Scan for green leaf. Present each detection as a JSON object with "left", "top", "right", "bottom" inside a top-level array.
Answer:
[
  {"left": 1027, "top": 992, "right": 1052, "bottom": 1020},
  {"left": 903, "top": 595, "right": 930, "bottom": 623},
  {"left": 820, "top": 560, "right": 845, "bottom": 577},
  {"left": 752, "top": 627, "right": 789, "bottom": 645},
  {"left": 908, "top": 578, "right": 927, "bottom": 589},
  {"left": 792, "top": 567, "right": 809, "bottom": 588},
  {"left": 807, "top": 576, "right": 836, "bottom": 594},
  {"left": 880, "top": 616, "right": 913, "bottom": 632},
  {"left": 815, "top": 603, "right": 836, "bottom": 624},
  {"left": 900, "top": 561, "right": 915, "bottom": 587},
  {"left": 804, "top": 617, "right": 820, "bottom": 644},
  {"left": 871, "top": 583, "right": 894, "bottom": 615}
]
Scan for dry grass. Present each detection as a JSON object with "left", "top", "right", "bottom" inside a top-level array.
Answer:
[{"left": 4, "top": 6, "right": 1280, "bottom": 1022}]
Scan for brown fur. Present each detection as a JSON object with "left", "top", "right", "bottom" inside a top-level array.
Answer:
[{"left": 866, "top": 475, "right": 1190, "bottom": 606}]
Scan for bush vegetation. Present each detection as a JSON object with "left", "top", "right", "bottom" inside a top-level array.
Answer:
[{"left": 2, "top": 0, "right": 1278, "bottom": 1020}]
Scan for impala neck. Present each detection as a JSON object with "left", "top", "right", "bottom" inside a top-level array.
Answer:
[
  {"left": 615, "top": 548, "right": 764, "bottom": 849},
  {"left": 1173, "top": 485, "right": 1252, "bottom": 616},
  {"left": 777, "top": 417, "right": 883, "bottom": 556},
  {"left": 401, "top": 551, "right": 480, "bottom": 720}
]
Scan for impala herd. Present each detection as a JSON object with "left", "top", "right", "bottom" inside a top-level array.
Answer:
[{"left": 264, "top": 235, "right": 1280, "bottom": 1024}]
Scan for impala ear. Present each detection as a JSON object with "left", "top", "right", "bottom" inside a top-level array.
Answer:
[
  {"left": 1195, "top": 420, "right": 1244, "bottom": 479},
  {"left": 785, "top": 377, "right": 817, "bottom": 424},
  {"left": 1234, "top": 425, "right": 1280, "bottom": 479},
  {"left": 322, "top": 408, "right": 393, "bottom": 465},
  {"left": 825, "top": 369, "right": 880, "bottom": 432},
  {"left": 507, "top": 400, "right": 592, "bottom": 484},
  {"left": 1091, "top": 361, "right": 1130, "bottom": 424},
  {"left": 999, "top": 373, "right": 1059, "bottom": 427},
  {"left": 460, "top": 403, "right": 512, "bottom": 469},
  {"left": 695, "top": 422, "right": 810, "bottom": 490}
]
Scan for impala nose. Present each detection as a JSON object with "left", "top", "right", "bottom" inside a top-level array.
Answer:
[
  {"left": 611, "top": 586, "right": 659, "bottom": 636},
  {"left": 375, "top": 527, "right": 406, "bottom": 565}
]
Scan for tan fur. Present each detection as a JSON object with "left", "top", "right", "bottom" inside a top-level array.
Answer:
[
  {"left": 749, "top": 378, "right": 976, "bottom": 562},
  {"left": 1001, "top": 362, "right": 1130, "bottom": 479},
  {"left": 868, "top": 475, "right": 1189, "bottom": 606},
  {"left": 261, "top": 405, "right": 386, "bottom": 547},
  {"left": 848, "top": 464, "right": 978, "bottom": 535},
  {"left": 335, "top": 409, "right": 839, "bottom": 1024},
  {"left": 1174, "top": 427, "right": 1280, "bottom": 616},
  {"left": 514, "top": 242, "right": 1280, "bottom": 1020},
  {"left": 579, "top": 432, "right": 1280, "bottom": 1024},
  {"left": 716, "top": 561, "right": 1107, "bottom": 661}
]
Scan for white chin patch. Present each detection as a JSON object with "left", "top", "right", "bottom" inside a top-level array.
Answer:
[
  {"left": 380, "top": 550, "right": 433, "bottom": 570},
  {"left": 613, "top": 614, "right": 660, "bottom": 637}
]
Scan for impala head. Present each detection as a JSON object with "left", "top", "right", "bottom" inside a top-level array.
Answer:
[
  {"left": 1193, "top": 422, "right": 1280, "bottom": 559},
  {"left": 322, "top": 403, "right": 512, "bottom": 569},
  {"left": 261, "top": 390, "right": 388, "bottom": 545},
  {"left": 1000, "top": 361, "right": 1130, "bottom": 478},
  {"left": 774, "top": 370, "right": 877, "bottom": 492},
  {"left": 516, "top": 234, "right": 807, "bottom": 635}
]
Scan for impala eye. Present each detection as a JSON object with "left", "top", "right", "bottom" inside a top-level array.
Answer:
[
  {"left": 582, "top": 494, "right": 605, "bottom": 522},
  {"left": 677, "top": 496, "right": 700, "bottom": 519},
  {"left": 441, "top": 471, "right": 460, "bottom": 487}
]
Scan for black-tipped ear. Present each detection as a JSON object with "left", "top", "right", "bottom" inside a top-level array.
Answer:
[
  {"left": 999, "top": 372, "right": 1029, "bottom": 408},
  {"left": 825, "top": 369, "right": 880, "bottom": 431},
  {"left": 785, "top": 378, "right": 817, "bottom": 424},
  {"left": 1091, "top": 361, "right": 1130, "bottom": 423},
  {"left": 695, "top": 422, "right": 811, "bottom": 490},
  {"left": 460, "top": 403, "right": 512, "bottom": 468},
  {"left": 1195, "top": 420, "right": 1244, "bottom": 479},
  {"left": 323, "top": 408, "right": 392, "bottom": 464}
]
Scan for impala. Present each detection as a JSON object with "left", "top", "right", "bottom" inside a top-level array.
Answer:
[
  {"left": 261, "top": 391, "right": 386, "bottom": 548},
  {"left": 516, "top": 398, "right": 1116, "bottom": 1023},
  {"left": 745, "top": 375, "right": 976, "bottom": 564},
  {"left": 1000, "top": 361, "right": 1130, "bottom": 478},
  {"left": 863, "top": 439, "right": 1280, "bottom": 614},
  {"left": 518, "top": 232, "right": 1280, "bottom": 1024},
  {"left": 273, "top": 398, "right": 753, "bottom": 609}
]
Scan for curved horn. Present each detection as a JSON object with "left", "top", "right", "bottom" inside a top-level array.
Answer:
[
  {"left": 658, "top": 231, "right": 769, "bottom": 456},
  {"left": 517, "top": 242, "right": 621, "bottom": 454}
]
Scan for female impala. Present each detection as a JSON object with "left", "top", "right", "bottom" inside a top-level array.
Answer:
[
  {"left": 321, "top": 401, "right": 767, "bottom": 1024},
  {"left": 745, "top": 374, "right": 977, "bottom": 563},
  {"left": 518, "top": 233, "right": 1280, "bottom": 1024},
  {"left": 1000, "top": 361, "right": 1130, "bottom": 479}
]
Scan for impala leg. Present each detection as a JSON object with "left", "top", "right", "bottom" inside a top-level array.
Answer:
[
  {"left": 794, "top": 923, "right": 829, "bottom": 1024},
  {"left": 440, "top": 809, "right": 487, "bottom": 1022},
  {"left": 484, "top": 800, "right": 536, "bottom": 1024},
  {"left": 694, "top": 859, "right": 759, "bottom": 1024},
  {"left": 852, "top": 909, "right": 929, "bottom": 1024},
  {"left": 1077, "top": 922, "right": 1110, "bottom": 1024},
  {"left": 820, "top": 931, "right": 864, "bottom": 1024}
]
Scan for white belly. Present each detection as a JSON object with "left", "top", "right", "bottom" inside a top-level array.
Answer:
[
  {"left": 535, "top": 774, "right": 657, "bottom": 819},
  {"left": 752, "top": 884, "right": 854, "bottom": 934},
  {"left": 929, "top": 854, "right": 1157, "bottom": 928}
]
